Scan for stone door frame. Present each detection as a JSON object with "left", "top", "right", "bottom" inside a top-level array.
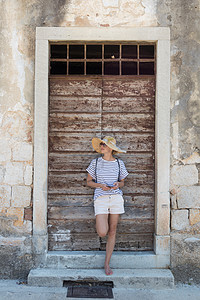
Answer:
[{"left": 33, "top": 27, "right": 170, "bottom": 265}]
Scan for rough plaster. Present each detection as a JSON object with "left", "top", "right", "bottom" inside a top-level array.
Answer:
[
  {"left": 0, "top": 0, "right": 200, "bottom": 281},
  {"left": 157, "top": 0, "right": 200, "bottom": 160}
]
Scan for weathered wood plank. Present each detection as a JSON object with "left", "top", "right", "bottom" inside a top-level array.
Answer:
[
  {"left": 49, "top": 132, "right": 154, "bottom": 152},
  {"left": 102, "top": 132, "right": 155, "bottom": 152},
  {"left": 48, "top": 206, "right": 95, "bottom": 220},
  {"left": 49, "top": 112, "right": 155, "bottom": 133},
  {"left": 48, "top": 195, "right": 94, "bottom": 207},
  {"left": 121, "top": 206, "right": 154, "bottom": 219},
  {"left": 47, "top": 194, "right": 154, "bottom": 207},
  {"left": 50, "top": 78, "right": 102, "bottom": 96},
  {"left": 124, "top": 195, "right": 154, "bottom": 207},
  {"left": 124, "top": 172, "right": 154, "bottom": 194},
  {"left": 102, "top": 113, "right": 154, "bottom": 132},
  {"left": 48, "top": 205, "right": 154, "bottom": 220},
  {"left": 121, "top": 154, "right": 154, "bottom": 172},
  {"left": 48, "top": 172, "right": 91, "bottom": 194},
  {"left": 50, "top": 96, "right": 101, "bottom": 113},
  {"left": 49, "top": 113, "right": 101, "bottom": 132},
  {"left": 48, "top": 153, "right": 98, "bottom": 172},
  {"left": 100, "top": 233, "right": 154, "bottom": 251},
  {"left": 48, "top": 153, "right": 154, "bottom": 172},
  {"left": 48, "top": 219, "right": 154, "bottom": 234},
  {"left": 49, "top": 132, "right": 99, "bottom": 153},
  {"left": 48, "top": 233, "right": 100, "bottom": 251},
  {"left": 118, "top": 219, "right": 154, "bottom": 233},
  {"left": 48, "top": 172, "right": 154, "bottom": 194},
  {"left": 49, "top": 113, "right": 154, "bottom": 134},
  {"left": 102, "top": 97, "right": 154, "bottom": 113},
  {"left": 48, "top": 232, "right": 153, "bottom": 251},
  {"left": 103, "top": 78, "right": 155, "bottom": 97},
  {"left": 48, "top": 219, "right": 97, "bottom": 234}
]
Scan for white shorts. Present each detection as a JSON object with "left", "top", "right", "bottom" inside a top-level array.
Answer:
[{"left": 94, "top": 194, "right": 125, "bottom": 216}]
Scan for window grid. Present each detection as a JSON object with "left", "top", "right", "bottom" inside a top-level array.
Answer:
[{"left": 50, "top": 43, "right": 156, "bottom": 76}]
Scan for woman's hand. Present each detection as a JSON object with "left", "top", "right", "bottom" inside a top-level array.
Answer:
[
  {"left": 111, "top": 182, "right": 119, "bottom": 190},
  {"left": 100, "top": 184, "right": 111, "bottom": 191}
]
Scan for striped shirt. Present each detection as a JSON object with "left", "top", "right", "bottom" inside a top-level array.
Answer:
[{"left": 86, "top": 157, "right": 129, "bottom": 200}]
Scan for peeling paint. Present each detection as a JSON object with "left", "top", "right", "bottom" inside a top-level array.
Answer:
[
  {"left": 11, "top": 29, "right": 26, "bottom": 105},
  {"left": 187, "top": 72, "right": 200, "bottom": 127}
]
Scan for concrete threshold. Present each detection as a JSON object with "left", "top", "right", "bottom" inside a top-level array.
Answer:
[
  {"left": 28, "top": 268, "right": 174, "bottom": 289},
  {"left": 46, "top": 251, "right": 170, "bottom": 269}
]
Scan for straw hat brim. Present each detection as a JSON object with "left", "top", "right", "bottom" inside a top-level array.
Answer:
[{"left": 92, "top": 137, "right": 126, "bottom": 154}]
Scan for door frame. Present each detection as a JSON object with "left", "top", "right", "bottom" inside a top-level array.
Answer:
[{"left": 33, "top": 27, "right": 170, "bottom": 266}]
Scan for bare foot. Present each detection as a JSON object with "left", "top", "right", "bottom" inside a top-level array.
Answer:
[{"left": 104, "top": 265, "right": 113, "bottom": 276}]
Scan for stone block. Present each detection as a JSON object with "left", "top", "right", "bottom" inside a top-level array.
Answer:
[
  {"left": 24, "top": 165, "right": 33, "bottom": 185},
  {"left": 177, "top": 186, "right": 200, "bottom": 208},
  {"left": 154, "top": 235, "right": 170, "bottom": 255},
  {"left": 0, "top": 165, "right": 5, "bottom": 182},
  {"left": 0, "top": 138, "right": 11, "bottom": 161},
  {"left": 4, "top": 162, "right": 24, "bottom": 185},
  {"left": 23, "top": 220, "right": 32, "bottom": 233},
  {"left": 12, "top": 186, "right": 31, "bottom": 207},
  {"left": 0, "top": 236, "right": 33, "bottom": 279},
  {"left": 2, "top": 111, "right": 33, "bottom": 143},
  {"left": 171, "top": 165, "right": 198, "bottom": 187},
  {"left": 189, "top": 209, "right": 200, "bottom": 226},
  {"left": 28, "top": 268, "right": 174, "bottom": 289},
  {"left": 6, "top": 207, "right": 24, "bottom": 227},
  {"left": 171, "top": 232, "right": 200, "bottom": 269},
  {"left": 171, "top": 209, "right": 189, "bottom": 230},
  {"left": 170, "top": 194, "right": 177, "bottom": 209},
  {"left": 0, "top": 185, "right": 11, "bottom": 207},
  {"left": 181, "top": 152, "right": 200, "bottom": 165},
  {"left": 12, "top": 142, "right": 33, "bottom": 161}
]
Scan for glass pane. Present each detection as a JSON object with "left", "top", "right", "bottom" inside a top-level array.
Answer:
[
  {"left": 122, "top": 45, "right": 137, "bottom": 59},
  {"left": 86, "top": 45, "right": 102, "bottom": 59},
  {"left": 139, "top": 45, "right": 154, "bottom": 59},
  {"left": 104, "top": 45, "right": 119, "bottom": 59},
  {"left": 69, "top": 45, "right": 84, "bottom": 59},
  {"left": 122, "top": 62, "right": 137, "bottom": 75},
  {"left": 86, "top": 62, "right": 102, "bottom": 75},
  {"left": 50, "top": 62, "right": 67, "bottom": 75},
  {"left": 51, "top": 45, "right": 67, "bottom": 59},
  {"left": 69, "top": 62, "right": 84, "bottom": 75},
  {"left": 139, "top": 62, "right": 154, "bottom": 75},
  {"left": 104, "top": 62, "right": 119, "bottom": 75}
]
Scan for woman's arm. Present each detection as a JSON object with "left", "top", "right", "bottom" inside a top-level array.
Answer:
[{"left": 87, "top": 174, "right": 111, "bottom": 191}]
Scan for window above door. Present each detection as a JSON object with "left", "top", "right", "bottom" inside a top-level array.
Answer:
[{"left": 50, "top": 43, "right": 156, "bottom": 76}]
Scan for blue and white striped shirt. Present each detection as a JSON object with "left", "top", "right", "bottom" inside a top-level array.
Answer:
[{"left": 86, "top": 157, "right": 129, "bottom": 200}]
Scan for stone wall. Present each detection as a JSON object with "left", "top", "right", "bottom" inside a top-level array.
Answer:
[
  {"left": 0, "top": 0, "right": 200, "bottom": 281},
  {"left": 156, "top": 0, "right": 200, "bottom": 283}
]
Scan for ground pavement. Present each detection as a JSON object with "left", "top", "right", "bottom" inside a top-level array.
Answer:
[{"left": 0, "top": 280, "right": 200, "bottom": 300}]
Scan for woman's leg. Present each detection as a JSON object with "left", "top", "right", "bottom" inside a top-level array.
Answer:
[
  {"left": 96, "top": 214, "right": 109, "bottom": 237},
  {"left": 104, "top": 214, "right": 119, "bottom": 275}
]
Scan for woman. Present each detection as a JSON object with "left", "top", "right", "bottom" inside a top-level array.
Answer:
[{"left": 86, "top": 136, "right": 129, "bottom": 276}]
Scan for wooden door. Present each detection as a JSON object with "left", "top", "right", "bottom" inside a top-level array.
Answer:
[{"left": 48, "top": 76, "right": 155, "bottom": 251}]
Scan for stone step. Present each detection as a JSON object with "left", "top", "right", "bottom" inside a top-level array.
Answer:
[
  {"left": 28, "top": 268, "right": 174, "bottom": 289},
  {"left": 46, "top": 251, "right": 170, "bottom": 269}
]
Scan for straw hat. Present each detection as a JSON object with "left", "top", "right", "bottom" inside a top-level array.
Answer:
[{"left": 92, "top": 136, "right": 126, "bottom": 154}]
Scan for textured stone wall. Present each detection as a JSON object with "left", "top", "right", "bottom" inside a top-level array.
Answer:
[
  {"left": 157, "top": 0, "right": 200, "bottom": 283},
  {"left": 0, "top": 0, "right": 200, "bottom": 281}
]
